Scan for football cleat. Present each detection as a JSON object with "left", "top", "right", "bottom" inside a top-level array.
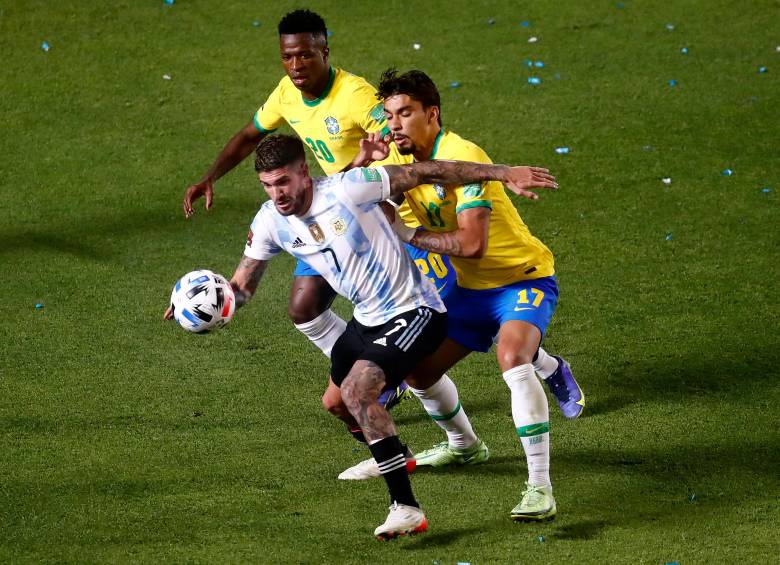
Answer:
[
  {"left": 543, "top": 356, "right": 585, "bottom": 419},
  {"left": 374, "top": 502, "right": 428, "bottom": 540},
  {"left": 510, "top": 483, "right": 557, "bottom": 522},
  {"left": 378, "top": 382, "right": 413, "bottom": 411},
  {"left": 414, "top": 439, "right": 489, "bottom": 467},
  {"left": 339, "top": 449, "right": 416, "bottom": 480}
]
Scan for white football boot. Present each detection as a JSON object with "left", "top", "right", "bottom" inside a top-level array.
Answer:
[{"left": 374, "top": 502, "right": 428, "bottom": 540}]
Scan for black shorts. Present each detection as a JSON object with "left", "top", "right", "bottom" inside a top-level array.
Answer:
[{"left": 330, "top": 307, "right": 447, "bottom": 390}]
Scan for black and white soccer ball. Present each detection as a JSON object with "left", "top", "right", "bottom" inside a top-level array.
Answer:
[{"left": 170, "top": 269, "right": 236, "bottom": 333}]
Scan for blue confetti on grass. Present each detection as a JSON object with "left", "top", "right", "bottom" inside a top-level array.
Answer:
[
  {"left": 35, "top": 303, "right": 44, "bottom": 309},
  {"left": 721, "top": 168, "right": 734, "bottom": 176},
  {"left": 555, "top": 146, "right": 570, "bottom": 154},
  {"left": 164, "top": 0, "right": 175, "bottom": 5},
  {"left": 538, "top": 535, "right": 546, "bottom": 542},
  {"left": 681, "top": 47, "right": 689, "bottom": 54},
  {"left": 251, "top": 20, "right": 261, "bottom": 27},
  {"left": 758, "top": 66, "right": 768, "bottom": 73},
  {"left": 528, "top": 77, "right": 542, "bottom": 85},
  {"left": 666, "top": 23, "right": 675, "bottom": 31},
  {"left": 326, "top": 30, "right": 333, "bottom": 37},
  {"left": 534, "top": 61, "right": 545, "bottom": 68},
  {"left": 520, "top": 21, "right": 530, "bottom": 27},
  {"left": 616, "top": 2, "right": 625, "bottom": 8},
  {"left": 761, "top": 187, "right": 771, "bottom": 193},
  {"left": 665, "top": 232, "right": 673, "bottom": 241},
  {"left": 449, "top": 81, "right": 461, "bottom": 88},
  {"left": 668, "top": 79, "right": 678, "bottom": 87},
  {"left": 487, "top": 18, "right": 496, "bottom": 25},
  {"left": 41, "top": 41, "right": 50, "bottom": 52}
]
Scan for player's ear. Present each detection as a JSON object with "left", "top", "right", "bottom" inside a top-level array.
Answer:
[
  {"left": 322, "top": 44, "right": 329, "bottom": 62},
  {"left": 428, "top": 105, "right": 440, "bottom": 125}
]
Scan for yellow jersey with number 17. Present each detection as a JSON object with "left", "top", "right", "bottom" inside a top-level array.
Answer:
[
  {"left": 377, "top": 130, "right": 555, "bottom": 290},
  {"left": 253, "top": 67, "right": 388, "bottom": 175}
]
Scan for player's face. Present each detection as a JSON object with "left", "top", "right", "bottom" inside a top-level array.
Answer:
[
  {"left": 279, "top": 33, "right": 329, "bottom": 93},
  {"left": 383, "top": 94, "right": 439, "bottom": 156},
  {"left": 258, "top": 160, "right": 313, "bottom": 216}
]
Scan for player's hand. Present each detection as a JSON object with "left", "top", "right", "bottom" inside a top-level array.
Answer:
[
  {"left": 163, "top": 305, "right": 174, "bottom": 320},
  {"left": 183, "top": 178, "right": 215, "bottom": 218},
  {"left": 503, "top": 167, "right": 558, "bottom": 200},
  {"left": 352, "top": 132, "right": 390, "bottom": 168}
]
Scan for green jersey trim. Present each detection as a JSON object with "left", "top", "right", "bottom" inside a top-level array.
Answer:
[
  {"left": 253, "top": 113, "right": 277, "bottom": 134},
  {"left": 302, "top": 67, "right": 336, "bottom": 107},
  {"left": 456, "top": 200, "right": 492, "bottom": 213},
  {"left": 430, "top": 129, "right": 445, "bottom": 159}
]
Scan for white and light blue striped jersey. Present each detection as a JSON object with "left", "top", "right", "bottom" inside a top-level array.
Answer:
[{"left": 243, "top": 167, "right": 445, "bottom": 327}]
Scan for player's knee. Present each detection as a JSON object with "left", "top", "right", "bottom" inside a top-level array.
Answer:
[
  {"left": 322, "top": 389, "right": 348, "bottom": 417},
  {"left": 288, "top": 297, "right": 323, "bottom": 325},
  {"left": 497, "top": 350, "right": 535, "bottom": 372}
]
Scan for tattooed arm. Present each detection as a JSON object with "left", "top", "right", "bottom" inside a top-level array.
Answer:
[
  {"left": 408, "top": 206, "right": 491, "bottom": 258},
  {"left": 383, "top": 161, "right": 557, "bottom": 200},
  {"left": 230, "top": 255, "right": 269, "bottom": 307}
]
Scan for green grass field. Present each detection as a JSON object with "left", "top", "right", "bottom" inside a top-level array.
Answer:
[{"left": 2, "top": 1, "right": 778, "bottom": 563}]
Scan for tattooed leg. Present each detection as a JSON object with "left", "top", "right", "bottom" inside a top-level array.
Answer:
[
  {"left": 341, "top": 360, "right": 418, "bottom": 508},
  {"left": 340, "top": 360, "right": 396, "bottom": 442}
]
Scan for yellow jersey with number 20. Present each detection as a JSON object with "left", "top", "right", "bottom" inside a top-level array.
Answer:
[{"left": 253, "top": 67, "right": 388, "bottom": 175}]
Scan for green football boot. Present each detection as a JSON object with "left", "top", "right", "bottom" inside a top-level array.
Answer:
[
  {"left": 414, "top": 439, "right": 489, "bottom": 467},
  {"left": 510, "top": 483, "right": 557, "bottom": 522}
]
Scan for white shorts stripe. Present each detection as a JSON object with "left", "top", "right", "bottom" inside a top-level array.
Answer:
[
  {"left": 397, "top": 309, "right": 432, "bottom": 351},
  {"left": 396, "top": 309, "right": 429, "bottom": 349}
]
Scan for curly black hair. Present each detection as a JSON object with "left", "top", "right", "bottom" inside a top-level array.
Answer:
[
  {"left": 376, "top": 69, "right": 442, "bottom": 125},
  {"left": 278, "top": 9, "right": 327, "bottom": 39}
]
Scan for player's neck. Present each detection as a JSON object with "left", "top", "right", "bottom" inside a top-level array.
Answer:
[
  {"left": 413, "top": 126, "right": 443, "bottom": 162},
  {"left": 300, "top": 67, "right": 334, "bottom": 101}
]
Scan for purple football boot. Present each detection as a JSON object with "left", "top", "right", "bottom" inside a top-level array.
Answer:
[
  {"left": 378, "top": 382, "right": 411, "bottom": 411},
  {"left": 544, "top": 356, "right": 585, "bottom": 419}
]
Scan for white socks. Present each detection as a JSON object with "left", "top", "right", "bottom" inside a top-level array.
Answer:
[
  {"left": 502, "top": 364, "right": 551, "bottom": 487},
  {"left": 532, "top": 347, "right": 559, "bottom": 379},
  {"left": 409, "top": 374, "right": 478, "bottom": 449},
  {"left": 293, "top": 309, "right": 347, "bottom": 358}
]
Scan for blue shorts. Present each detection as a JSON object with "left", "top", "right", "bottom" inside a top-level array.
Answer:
[
  {"left": 404, "top": 243, "right": 457, "bottom": 300},
  {"left": 444, "top": 276, "right": 559, "bottom": 352},
  {"left": 293, "top": 258, "right": 321, "bottom": 277}
]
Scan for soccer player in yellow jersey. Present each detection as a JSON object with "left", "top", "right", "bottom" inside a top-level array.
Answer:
[
  {"left": 180, "top": 10, "right": 394, "bottom": 366},
  {"left": 354, "top": 70, "right": 586, "bottom": 521}
]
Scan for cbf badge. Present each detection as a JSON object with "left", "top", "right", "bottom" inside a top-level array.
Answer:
[
  {"left": 308, "top": 223, "right": 325, "bottom": 243},
  {"left": 330, "top": 217, "right": 347, "bottom": 236},
  {"left": 434, "top": 184, "right": 447, "bottom": 200},
  {"left": 325, "top": 116, "right": 340, "bottom": 135}
]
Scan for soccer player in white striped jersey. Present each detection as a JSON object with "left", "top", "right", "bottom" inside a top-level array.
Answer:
[{"left": 221, "top": 134, "right": 556, "bottom": 540}]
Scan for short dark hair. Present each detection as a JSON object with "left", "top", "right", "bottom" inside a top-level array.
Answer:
[
  {"left": 377, "top": 69, "right": 442, "bottom": 125},
  {"left": 254, "top": 134, "right": 306, "bottom": 172},
  {"left": 278, "top": 9, "right": 327, "bottom": 39}
]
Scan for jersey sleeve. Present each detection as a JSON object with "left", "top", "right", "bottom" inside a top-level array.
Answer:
[
  {"left": 340, "top": 167, "right": 391, "bottom": 205},
  {"left": 252, "top": 82, "right": 285, "bottom": 133},
  {"left": 350, "top": 81, "right": 390, "bottom": 136},
  {"left": 243, "top": 206, "right": 283, "bottom": 260},
  {"left": 452, "top": 144, "right": 495, "bottom": 214}
]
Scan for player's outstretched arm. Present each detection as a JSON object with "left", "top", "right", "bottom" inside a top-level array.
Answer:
[
  {"left": 183, "top": 122, "right": 266, "bottom": 218},
  {"left": 230, "top": 255, "right": 269, "bottom": 308},
  {"left": 383, "top": 161, "right": 557, "bottom": 200}
]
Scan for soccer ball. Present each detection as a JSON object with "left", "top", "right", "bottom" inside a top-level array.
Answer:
[{"left": 170, "top": 269, "right": 235, "bottom": 333}]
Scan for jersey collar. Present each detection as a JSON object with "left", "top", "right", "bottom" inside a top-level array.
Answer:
[
  {"left": 302, "top": 67, "right": 336, "bottom": 107},
  {"left": 415, "top": 129, "right": 445, "bottom": 162}
]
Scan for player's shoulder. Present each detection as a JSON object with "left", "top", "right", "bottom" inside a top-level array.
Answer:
[
  {"left": 438, "top": 131, "right": 493, "bottom": 164},
  {"left": 334, "top": 67, "right": 377, "bottom": 92}
]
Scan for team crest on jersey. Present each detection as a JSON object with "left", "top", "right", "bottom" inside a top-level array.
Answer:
[
  {"left": 463, "top": 183, "right": 485, "bottom": 198},
  {"left": 330, "top": 217, "right": 348, "bottom": 236},
  {"left": 324, "top": 116, "right": 340, "bottom": 135},
  {"left": 308, "top": 222, "right": 325, "bottom": 243},
  {"left": 433, "top": 184, "right": 447, "bottom": 200}
]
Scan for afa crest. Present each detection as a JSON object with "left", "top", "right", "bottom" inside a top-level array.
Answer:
[
  {"left": 330, "top": 217, "right": 348, "bottom": 236},
  {"left": 325, "top": 116, "right": 340, "bottom": 135},
  {"left": 433, "top": 184, "right": 447, "bottom": 200},
  {"left": 308, "top": 223, "right": 325, "bottom": 243}
]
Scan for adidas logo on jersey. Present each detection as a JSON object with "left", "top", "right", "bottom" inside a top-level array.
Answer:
[
  {"left": 292, "top": 237, "right": 306, "bottom": 248},
  {"left": 373, "top": 337, "right": 387, "bottom": 346}
]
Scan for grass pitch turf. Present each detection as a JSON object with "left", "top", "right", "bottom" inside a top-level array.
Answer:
[{"left": 1, "top": 1, "right": 778, "bottom": 563}]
